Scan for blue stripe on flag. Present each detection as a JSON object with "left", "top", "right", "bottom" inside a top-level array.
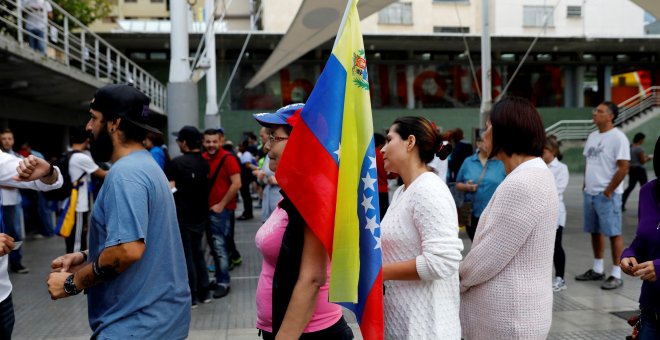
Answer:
[
  {"left": 299, "top": 54, "right": 347, "bottom": 165},
  {"left": 341, "top": 138, "right": 382, "bottom": 321}
]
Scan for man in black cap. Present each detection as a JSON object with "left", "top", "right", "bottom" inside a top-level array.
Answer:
[
  {"left": 166, "top": 126, "right": 211, "bottom": 308},
  {"left": 47, "top": 84, "right": 191, "bottom": 339}
]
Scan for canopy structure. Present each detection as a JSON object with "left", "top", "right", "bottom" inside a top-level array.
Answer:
[
  {"left": 632, "top": 0, "right": 660, "bottom": 19},
  {"left": 245, "top": 0, "right": 395, "bottom": 89}
]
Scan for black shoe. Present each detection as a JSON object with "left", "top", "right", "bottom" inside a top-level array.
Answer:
[
  {"left": 209, "top": 281, "right": 219, "bottom": 291},
  {"left": 213, "top": 286, "right": 230, "bottom": 299},
  {"left": 192, "top": 299, "right": 199, "bottom": 309},
  {"left": 601, "top": 276, "right": 623, "bottom": 290},
  {"left": 237, "top": 215, "right": 253, "bottom": 221},
  {"left": 575, "top": 269, "right": 605, "bottom": 281},
  {"left": 11, "top": 264, "right": 29, "bottom": 274}
]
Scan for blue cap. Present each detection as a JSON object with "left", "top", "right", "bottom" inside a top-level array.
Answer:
[{"left": 252, "top": 103, "right": 304, "bottom": 127}]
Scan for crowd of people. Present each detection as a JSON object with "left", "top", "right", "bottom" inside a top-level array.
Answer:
[{"left": 0, "top": 82, "right": 654, "bottom": 339}]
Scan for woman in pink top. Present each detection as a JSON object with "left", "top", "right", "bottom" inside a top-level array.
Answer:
[{"left": 252, "top": 104, "right": 353, "bottom": 340}]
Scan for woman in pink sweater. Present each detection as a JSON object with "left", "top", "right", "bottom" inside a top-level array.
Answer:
[{"left": 459, "top": 97, "right": 559, "bottom": 339}]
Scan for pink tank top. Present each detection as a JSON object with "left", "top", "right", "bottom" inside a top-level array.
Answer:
[{"left": 255, "top": 205, "right": 342, "bottom": 332}]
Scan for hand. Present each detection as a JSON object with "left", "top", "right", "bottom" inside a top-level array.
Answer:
[
  {"left": 603, "top": 190, "right": 612, "bottom": 199},
  {"left": 14, "top": 155, "right": 56, "bottom": 183},
  {"left": 256, "top": 171, "right": 266, "bottom": 181},
  {"left": 0, "top": 234, "right": 15, "bottom": 256},
  {"left": 51, "top": 252, "right": 86, "bottom": 273},
  {"left": 47, "top": 271, "right": 71, "bottom": 300},
  {"left": 210, "top": 203, "right": 224, "bottom": 213},
  {"left": 620, "top": 257, "right": 638, "bottom": 276},
  {"left": 467, "top": 180, "right": 477, "bottom": 192},
  {"left": 632, "top": 261, "right": 657, "bottom": 282}
]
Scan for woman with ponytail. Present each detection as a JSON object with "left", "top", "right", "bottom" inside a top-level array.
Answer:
[
  {"left": 380, "top": 116, "right": 463, "bottom": 339},
  {"left": 620, "top": 135, "right": 660, "bottom": 339}
]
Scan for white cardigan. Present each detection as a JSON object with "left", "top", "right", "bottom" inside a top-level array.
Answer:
[
  {"left": 382, "top": 172, "right": 463, "bottom": 339},
  {"left": 460, "top": 158, "right": 559, "bottom": 340}
]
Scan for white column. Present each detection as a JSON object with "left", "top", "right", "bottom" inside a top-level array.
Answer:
[
  {"left": 204, "top": 0, "right": 219, "bottom": 129},
  {"left": 479, "top": 0, "right": 492, "bottom": 131}
]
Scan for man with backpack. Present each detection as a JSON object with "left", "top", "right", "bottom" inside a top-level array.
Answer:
[
  {"left": 203, "top": 128, "right": 241, "bottom": 299},
  {"left": 166, "top": 126, "right": 211, "bottom": 308},
  {"left": 64, "top": 127, "right": 106, "bottom": 253}
]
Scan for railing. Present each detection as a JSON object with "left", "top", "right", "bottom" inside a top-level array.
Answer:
[
  {"left": 0, "top": 0, "right": 166, "bottom": 113},
  {"left": 546, "top": 86, "right": 660, "bottom": 142}
]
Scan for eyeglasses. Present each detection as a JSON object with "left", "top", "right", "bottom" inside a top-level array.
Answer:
[
  {"left": 268, "top": 134, "right": 289, "bottom": 143},
  {"left": 592, "top": 108, "right": 609, "bottom": 115}
]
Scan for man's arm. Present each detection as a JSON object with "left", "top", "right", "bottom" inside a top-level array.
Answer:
[
  {"left": 604, "top": 159, "right": 629, "bottom": 198},
  {"left": 92, "top": 168, "right": 107, "bottom": 179},
  {"left": 210, "top": 173, "right": 241, "bottom": 212},
  {"left": 47, "top": 240, "right": 145, "bottom": 299}
]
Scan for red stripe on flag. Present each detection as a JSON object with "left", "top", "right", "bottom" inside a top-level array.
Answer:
[
  {"left": 276, "top": 119, "right": 339, "bottom": 255},
  {"left": 359, "top": 270, "right": 384, "bottom": 340}
]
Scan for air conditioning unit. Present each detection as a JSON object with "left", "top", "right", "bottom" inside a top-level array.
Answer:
[{"left": 567, "top": 5, "right": 582, "bottom": 18}]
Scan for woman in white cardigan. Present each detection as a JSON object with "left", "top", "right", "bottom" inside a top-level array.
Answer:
[
  {"left": 459, "top": 97, "right": 559, "bottom": 339},
  {"left": 380, "top": 116, "right": 463, "bottom": 339}
]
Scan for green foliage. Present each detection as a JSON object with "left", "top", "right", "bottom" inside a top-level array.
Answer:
[{"left": 52, "top": 0, "right": 112, "bottom": 26}]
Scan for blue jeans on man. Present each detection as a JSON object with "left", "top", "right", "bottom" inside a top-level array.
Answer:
[
  {"left": 2, "top": 205, "right": 23, "bottom": 269},
  {"left": 0, "top": 294, "right": 14, "bottom": 339},
  {"left": 208, "top": 209, "right": 233, "bottom": 289},
  {"left": 27, "top": 28, "right": 46, "bottom": 55}
]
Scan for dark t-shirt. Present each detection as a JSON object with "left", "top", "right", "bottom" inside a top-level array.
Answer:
[{"left": 166, "top": 152, "right": 210, "bottom": 227}]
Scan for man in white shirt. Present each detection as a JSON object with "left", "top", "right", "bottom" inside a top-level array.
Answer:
[
  {"left": 65, "top": 127, "right": 107, "bottom": 253},
  {"left": 23, "top": 0, "right": 53, "bottom": 55},
  {"left": 576, "top": 101, "right": 630, "bottom": 290},
  {"left": 0, "top": 151, "right": 63, "bottom": 338},
  {"left": 0, "top": 129, "right": 27, "bottom": 274}
]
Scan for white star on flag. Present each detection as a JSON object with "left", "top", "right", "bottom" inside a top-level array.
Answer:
[
  {"left": 365, "top": 215, "right": 378, "bottom": 235},
  {"left": 334, "top": 143, "right": 341, "bottom": 160},
  {"left": 361, "top": 194, "right": 374, "bottom": 214},
  {"left": 361, "top": 173, "right": 377, "bottom": 192},
  {"left": 368, "top": 156, "right": 377, "bottom": 170},
  {"left": 373, "top": 235, "right": 381, "bottom": 250}
]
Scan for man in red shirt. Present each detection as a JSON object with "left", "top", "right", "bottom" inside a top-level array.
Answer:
[{"left": 203, "top": 129, "right": 241, "bottom": 298}]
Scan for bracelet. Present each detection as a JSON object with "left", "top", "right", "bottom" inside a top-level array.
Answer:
[
  {"left": 79, "top": 251, "right": 88, "bottom": 262},
  {"left": 47, "top": 162, "right": 54, "bottom": 177}
]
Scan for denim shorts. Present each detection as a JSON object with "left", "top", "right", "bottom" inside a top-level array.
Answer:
[{"left": 583, "top": 192, "right": 622, "bottom": 237}]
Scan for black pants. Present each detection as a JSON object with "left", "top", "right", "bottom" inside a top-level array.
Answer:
[
  {"left": 622, "top": 166, "right": 648, "bottom": 209},
  {"left": 239, "top": 180, "right": 253, "bottom": 218},
  {"left": 378, "top": 192, "right": 389, "bottom": 220},
  {"left": 180, "top": 226, "right": 210, "bottom": 301},
  {"left": 260, "top": 317, "right": 353, "bottom": 340},
  {"left": 553, "top": 226, "right": 566, "bottom": 278},
  {"left": 229, "top": 211, "right": 241, "bottom": 261},
  {"left": 0, "top": 295, "right": 14, "bottom": 340},
  {"left": 466, "top": 215, "right": 480, "bottom": 241}
]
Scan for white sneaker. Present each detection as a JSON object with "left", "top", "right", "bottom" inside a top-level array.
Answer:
[{"left": 552, "top": 277, "right": 566, "bottom": 292}]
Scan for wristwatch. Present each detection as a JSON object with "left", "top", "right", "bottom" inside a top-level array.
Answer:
[
  {"left": 63, "top": 274, "right": 82, "bottom": 296},
  {"left": 46, "top": 162, "right": 54, "bottom": 177}
]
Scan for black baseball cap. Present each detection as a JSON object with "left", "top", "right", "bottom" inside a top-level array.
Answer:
[
  {"left": 90, "top": 84, "right": 161, "bottom": 134},
  {"left": 172, "top": 125, "right": 202, "bottom": 145}
]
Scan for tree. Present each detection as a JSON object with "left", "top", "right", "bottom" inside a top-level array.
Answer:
[{"left": 52, "top": 0, "right": 112, "bottom": 26}]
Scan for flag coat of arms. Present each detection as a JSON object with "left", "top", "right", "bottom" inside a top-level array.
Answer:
[{"left": 275, "top": 0, "right": 384, "bottom": 339}]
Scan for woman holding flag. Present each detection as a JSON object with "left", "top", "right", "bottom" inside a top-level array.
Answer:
[
  {"left": 380, "top": 116, "right": 463, "bottom": 339},
  {"left": 252, "top": 104, "right": 354, "bottom": 340}
]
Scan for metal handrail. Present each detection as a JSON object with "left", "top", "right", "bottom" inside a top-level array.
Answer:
[
  {"left": 0, "top": 0, "right": 166, "bottom": 113},
  {"left": 546, "top": 86, "right": 660, "bottom": 142}
]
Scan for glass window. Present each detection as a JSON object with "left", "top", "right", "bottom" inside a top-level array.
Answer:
[
  {"left": 523, "top": 6, "right": 554, "bottom": 28},
  {"left": 378, "top": 2, "right": 413, "bottom": 25}
]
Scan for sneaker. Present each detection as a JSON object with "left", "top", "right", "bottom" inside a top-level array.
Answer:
[
  {"left": 213, "top": 286, "right": 230, "bottom": 299},
  {"left": 209, "top": 281, "right": 219, "bottom": 291},
  {"left": 552, "top": 277, "right": 567, "bottom": 292},
  {"left": 575, "top": 269, "right": 605, "bottom": 281},
  {"left": 192, "top": 299, "right": 199, "bottom": 309},
  {"left": 11, "top": 264, "right": 29, "bottom": 274},
  {"left": 601, "top": 276, "right": 623, "bottom": 290},
  {"left": 199, "top": 291, "right": 212, "bottom": 304},
  {"left": 237, "top": 215, "right": 253, "bottom": 221}
]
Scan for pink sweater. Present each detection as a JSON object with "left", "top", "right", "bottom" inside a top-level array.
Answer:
[
  {"left": 460, "top": 158, "right": 559, "bottom": 339},
  {"left": 255, "top": 206, "right": 342, "bottom": 333}
]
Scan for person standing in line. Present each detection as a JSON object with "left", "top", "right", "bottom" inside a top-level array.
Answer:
[
  {"left": 46, "top": 84, "right": 191, "bottom": 339},
  {"left": 542, "top": 136, "right": 570, "bottom": 292},
  {"left": 620, "top": 135, "right": 660, "bottom": 339},
  {"left": 203, "top": 129, "right": 242, "bottom": 298},
  {"left": 237, "top": 140, "right": 257, "bottom": 221},
  {"left": 0, "top": 151, "right": 63, "bottom": 339},
  {"left": 167, "top": 126, "right": 211, "bottom": 308},
  {"left": 65, "top": 127, "right": 107, "bottom": 254},
  {"left": 0, "top": 129, "right": 27, "bottom": 274},
  {"left": 381, "top": 116, "right": 463, "bottom": 339},
  {"left": 143, "top": 132, "right": 169, "bottom": 171},
  {"left": 454, "top": 135, "right": 506, "bottom": 241},
  {"left": 576, "top": 101, "right": 630, "bottom": 290},
  {"left": 23, "top": 0, "right": 52, "bottom": 55},
  {"left": 460, "top": 97, "right": 558, "bottom": 339},
  {"left": 622, "top": 132, "right": 651, "bottom": 211}
]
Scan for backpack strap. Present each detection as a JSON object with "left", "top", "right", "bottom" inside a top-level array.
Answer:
[{"left": 209, "top": 154, "right": 230, "bottom": 189}]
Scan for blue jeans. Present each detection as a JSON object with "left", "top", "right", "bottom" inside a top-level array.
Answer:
[
  {"left": 27, "top": 28, "right": 46, "bottom": 55},
  {"left": 0, "top": 294, "right": 14, "bottom": 339},
  {"left": 2, "top": 205, "right": 22, "bottom": 266},
  {"left": 208, "top": 209, "right": 233, "bottom": 286},
  {"left": 637, "top": 311, "right": 660, "bottom": 340},
  {"left": 583, "top": 192, "right": 622, "bottom": 237}
]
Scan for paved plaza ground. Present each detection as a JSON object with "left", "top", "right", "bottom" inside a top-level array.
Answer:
[{"left": 9, "top": 174, "right": 649, "bottom": 339}]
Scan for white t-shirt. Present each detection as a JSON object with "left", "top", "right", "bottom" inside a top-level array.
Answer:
[
  {"left": 24, "top": 0, "right": 52, "bottom": 31},
  {"left": 548, "top": 158, "right": 569, "bottom": 227},
  {"left": 1, "top": 153, "right": 22, "bottom": 206},
  {"left": 583, "top": 128, "right": 630, "bottom": 195},
  {"left": 69, "top": 152, "right": 99, "bottom": 212},
  {"left": 239, "top": 151, "right": 256, "bottom": 165},
  {"left": 428, "top": 155, "right": 448, "bottom": 183}
]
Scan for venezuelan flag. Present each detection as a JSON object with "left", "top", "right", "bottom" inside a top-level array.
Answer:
[{"left": 275, "top": 0, "right": 383, "bottom": 338}]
